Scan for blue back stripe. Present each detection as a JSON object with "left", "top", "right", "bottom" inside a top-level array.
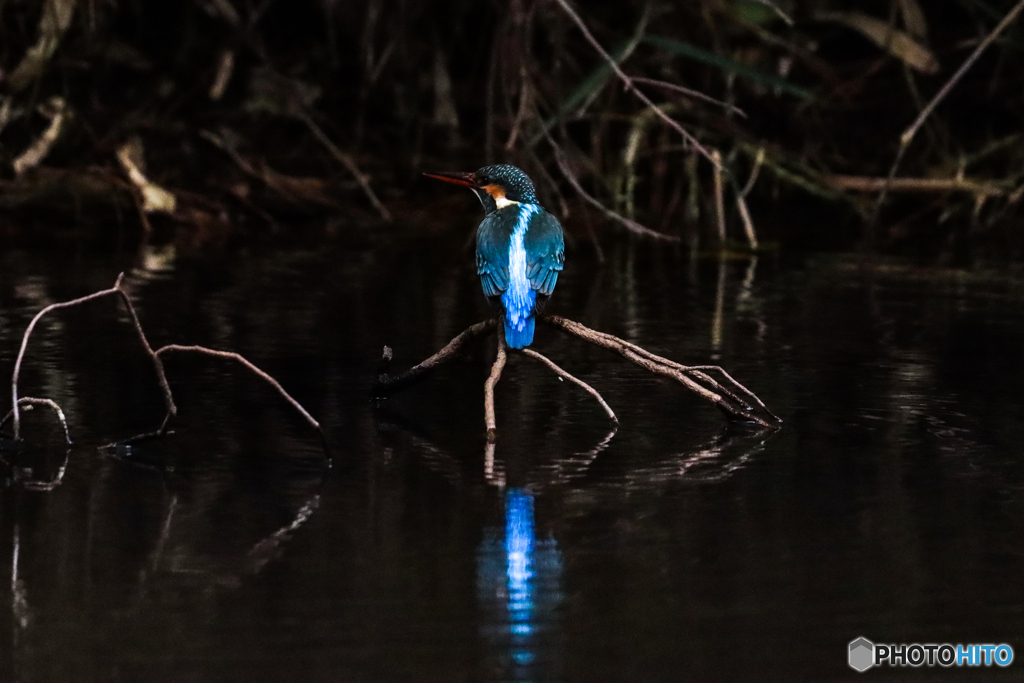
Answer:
[{"left": 501, "top": 204, "right": 539, "bottom": 333}]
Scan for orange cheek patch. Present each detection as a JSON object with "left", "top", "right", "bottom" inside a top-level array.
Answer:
[{"left": 482, "top": 184, "right": 506, "bottom": 200}]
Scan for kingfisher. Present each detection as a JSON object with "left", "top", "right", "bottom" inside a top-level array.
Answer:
[{"left": 424, "top": 164, "right": 564, "bottom": 349}]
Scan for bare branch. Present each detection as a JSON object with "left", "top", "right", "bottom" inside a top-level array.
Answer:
[
  {"left": 740, "top": 147, "right": 765, "bottom": 197},
  {"left": 735, "top": 150, "right": 764, "bottom": 249},
  {"left": 116, "top": 284, "right": 178, "bottom": 421},
  {"left": 540, "top": 315, "right": 779, "bottom": 427},
  {"left": 549, "top": 138, "right": 680, "bottom": 242},
  {"left": 155, "top": 345, "right": 322, "bottom": 437},
  {"left": 368, "top": 311, "right": 778, "bottom": 436},
  {"left": 484, "top": 330, "right": 507, "bottom": 441},
  {"left": 0, "top": 398, "right": 71, "bottom": 444},
  {"left": 631, "top": 77, "right": 747, "bottom": 117},
  {"left": 827, "top": 174, "right": 1006, "bottom": 196},
  {"left": 552, "top": 0, "right": 718, "bottom": 168},
  {"left": 712, "top": 149, "right": 727, "bottom": 243},
  {"left": 871, "top": 0, "right": 1024, "bottom": 229},
  {"left": 297, "top": 111, "right": 392, "bottom": 221},
  {"left": 735, "top": 193, "right": 759, "bottom": 249},
  {"left": 554, "top": 319, "right": 778, "bottom": 422},
  {"left": 372, "top": 320, "right": 498, "bottom": 396},
  {"left": 13, "top": 97, "right": 67, "bottom": 176},
  {"left": 10, "top": 273, "right": 177, "bottom": 441},
  {"left": 521, "top": 348, "right": 617, "bottom": 422},
  {"left": 9, "top": 275, "right": 327, "bottom": 457}
]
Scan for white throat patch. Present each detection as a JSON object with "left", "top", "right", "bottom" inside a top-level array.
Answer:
[{"left": 494, "top": 195, "right": 519, "bottom": 210}]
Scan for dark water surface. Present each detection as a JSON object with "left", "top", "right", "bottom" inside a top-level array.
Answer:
[{"left": 1, "top": 238, "right": 1023, "bottom": 682}]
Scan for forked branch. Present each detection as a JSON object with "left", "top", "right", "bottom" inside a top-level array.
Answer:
[
  {"left": 10, "top": 273, "right": 175, "bottom": 440},
  {"left": 871, "top": 0, "right": 1024, "bottom": 230},
  {"left": 541, "top": 314, "right": 780, "bottom": 427},
  {"left": 373, "top": 314, "right": 779, "bottom": 438},
  {"left": 552, "top": 0, "right": 718, "bottom": 168},
  {"left": 7, "top": 274, "right": 326, "bottom": 452}
]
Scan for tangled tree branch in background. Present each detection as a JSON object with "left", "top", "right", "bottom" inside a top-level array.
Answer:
[
  {"left": 870, "top": 0, "right": 1024, "bottom": 233},
  {"left": 2, "top": 0, "right": 1024, "bottom": 254}
]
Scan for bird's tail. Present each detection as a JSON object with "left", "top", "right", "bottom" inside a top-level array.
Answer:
[{"left": 504, "top": 314, "right": 535, "bottom": 349}]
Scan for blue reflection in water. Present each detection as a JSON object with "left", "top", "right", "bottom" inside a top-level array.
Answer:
[
  {"left": 506, "top": 489, "right": 535, "bottom": 642},
  {"left": 477, "top": 488, "right": 562, "bottom": 681}
]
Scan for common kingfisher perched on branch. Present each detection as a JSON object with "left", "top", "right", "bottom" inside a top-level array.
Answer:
[{"left": 425, "top": 164, "right": 565, "bottom": 349}]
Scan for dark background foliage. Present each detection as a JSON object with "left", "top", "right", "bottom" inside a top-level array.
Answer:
[{"left": 2, "top": 0, "right": 1024, "bottom": 258}]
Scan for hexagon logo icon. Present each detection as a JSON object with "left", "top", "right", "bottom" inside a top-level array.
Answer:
[{"left": 849, "top": 637, "right": 875, "bottom": 672}]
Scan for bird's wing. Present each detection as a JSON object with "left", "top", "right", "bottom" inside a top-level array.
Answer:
[
  {"left": 476, "top": 212, "right": 510, "bottom": 297},
  {"left": 524, "top": 209, "right": 565, "bottom": 296}
]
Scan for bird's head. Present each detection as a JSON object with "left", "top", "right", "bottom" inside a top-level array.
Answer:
[{"left": 424, "top": 163, "right": 537, "bottom": 214}]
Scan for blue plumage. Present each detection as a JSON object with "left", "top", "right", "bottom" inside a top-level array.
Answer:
[
  {"left": 500, "top": 204, "right": 540, "bottom": 347},
  {"left": 504, "top": 315, "right": 536, "bottom": 349},
  {"left": 425, "top": 164, "right": 565, "bottom": 349}
]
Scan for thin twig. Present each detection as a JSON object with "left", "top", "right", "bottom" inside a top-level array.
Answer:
[
  {"left": 116, "top": 284, "right": 178, "bottom": 422},
  {"left": 740, "top": 147, "right": 765, "bottom": 197},
  {"left": 827, "top": 174, "right": 1006, "bottom": 196},
  {"left": 559, "top": 320, "right": 779, "bottom": 422},
  {"left": 735, "top": 149, "right": 763, "bottom": 249},
  {"left": 11, "top": 273, "right": 177, "bottom": 441},
  {"left": 735, "top": 193, "right": 759, "bottom": 249},
  {"left": 297, "top": 110, "right": 392, "bottom": 221},
  {"left": 368, "top": 315, "right": 779, "bottom": 433},
  {"left": 683, "top": 366, "right": 778, "bottom": 420},
  {"left": 870, "top": 0, "right": 1024, "bottom": 230},
  {"left": 521, "top": 348, "right": 617, "bottom": 422},
  {"left": 209, "top": 49, "right": 235, "bottom": 101},
  {"left": 631, "top": 77, "right": 747, "bottom": 117},
  {"left": 10, "top": 276, "right": 327, "bottom": 457},
  {"left": 155, "top": 345, "right": 322, "bottom": 437},
  {"left": 372, "top": 320, "right": 498, "bottom": 396},
  {"left": 13, "top": 97, "right": 67, "bottom": 176},
  {"left": 712, "top": 149, "right": 727, "bottom": 243},
  {"left": 540, "top": 314, "right": 779, "bottom": 427},
  {"left": 528, "top": 2, "right": 651, "bottom": 146},
  {"left": 0, "top": 398, "right": 71, "bottom": 444},
  {"left": 553, "top": 0, "right": 719, "bottom": 169},
  {"left": 484, "top": 329, "right": 507, "bottom": 440},
  {"left": 549, "top": 137, "right": 680, "bottom": 242}
]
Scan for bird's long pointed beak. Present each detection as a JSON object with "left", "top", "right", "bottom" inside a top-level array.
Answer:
[{"left": 423, "top": 170, "right": 478, "bottom": 187}]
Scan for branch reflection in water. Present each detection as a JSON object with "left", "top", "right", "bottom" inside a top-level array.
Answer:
[
  {"left": 2, "top": 440, "right": 327, "bottom": 678},
  {"left": 373, "top": 407, "right": 773, "bottom": 680}
]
